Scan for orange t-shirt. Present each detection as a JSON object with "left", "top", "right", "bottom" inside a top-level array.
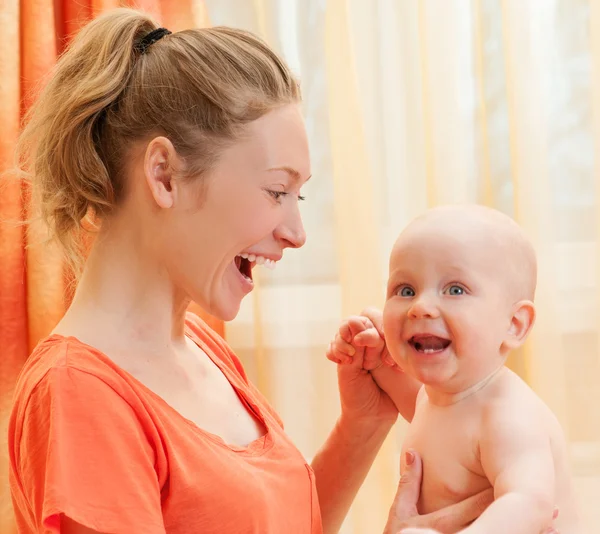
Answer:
[{"left": 8, "top": 313, "right": 322, "bottom": 534}]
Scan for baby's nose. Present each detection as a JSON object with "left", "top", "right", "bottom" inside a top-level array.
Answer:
[{"left": 408, "top": 296, "right": 440, "bottom": 319}]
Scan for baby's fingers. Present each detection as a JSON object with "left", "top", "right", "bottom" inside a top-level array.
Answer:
[
  {"left": 339, "top": 316, "right": 370, "bottom": 342},
  {"left": 326, "top": 342, "right": 345, "bottom": 364},
  {"left": 326, "top": 336, "right": 355, "bottom": 365},
  {"left": 335, "top": 333, "right": 356, "bottom": 357},
  {"left": 353, "top": 327, "right": 384, "bottom": 348}
]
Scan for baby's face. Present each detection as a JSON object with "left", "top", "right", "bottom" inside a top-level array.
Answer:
[{"left": 382, "top": 222, "right": 516, "bottom": 392}]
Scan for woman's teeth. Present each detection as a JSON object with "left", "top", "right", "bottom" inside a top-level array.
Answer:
[{"left": 238, "top": 253, "right": 276, "bottom": 270}]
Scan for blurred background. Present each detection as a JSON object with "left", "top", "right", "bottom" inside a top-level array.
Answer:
[{"left": 2, "top": 0, "right": 600, "bottom": 532}]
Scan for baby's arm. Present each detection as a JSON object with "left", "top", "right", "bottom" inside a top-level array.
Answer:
[
  {"left": 460, "top": 401, "right": 555, "bottom": 534},
  {"left": 326, "top": 315, "right": 421, "bottom": 422},
  {"left": 370, "top": 362, "right": 421, "bottom": 423}
]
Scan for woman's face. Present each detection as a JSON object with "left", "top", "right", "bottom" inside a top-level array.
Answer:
[{"left": 155, "top": 104, "right": 311, "bottom": 321}]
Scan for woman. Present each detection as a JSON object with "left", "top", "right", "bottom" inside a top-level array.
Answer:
[{"left": 8, "top": 8, "right": 493, "bottom": 533}]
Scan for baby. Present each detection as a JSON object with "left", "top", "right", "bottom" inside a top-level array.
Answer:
[{"left": 328, "top": 205, "right": 581, "bottom": 534}]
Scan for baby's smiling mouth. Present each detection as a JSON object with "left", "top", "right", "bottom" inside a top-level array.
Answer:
[{"left": 409, "top": 335, "right": 451, "bottom": 354}]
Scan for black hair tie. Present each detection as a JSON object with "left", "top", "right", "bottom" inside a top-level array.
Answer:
[{"left": 135, "top": 27, "right": 172, "bottom": 54}]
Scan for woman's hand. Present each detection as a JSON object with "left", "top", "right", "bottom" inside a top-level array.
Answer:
[
  {"left": 334, "top": 307, "right": 399, "bottom": 427},
  {"left": 334, "top": 307, "right": 421, "bottom": 429},
  {"left": 384, "top": 451, "right": 493, "bottom": 534},
  {"left": 384, "top": 451, "right": 559, "bottom": 534}
]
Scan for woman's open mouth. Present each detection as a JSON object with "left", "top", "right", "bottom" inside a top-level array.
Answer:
[
  {"left": 234, "top": 253, "right": 278, "bottom": 284},
  {"left": 235, "top": 255, "right": 253, "bottom": 282}
]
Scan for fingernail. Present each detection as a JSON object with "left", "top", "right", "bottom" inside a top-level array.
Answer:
[
  {"left": 348, "top": 346, "right": 355, "bottom": 356},
  {"left": 405, "top": 450, "right": 415, "bottom": 466}
]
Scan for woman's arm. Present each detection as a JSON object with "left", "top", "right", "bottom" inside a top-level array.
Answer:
[
  {"left": 314, "top": 306, "right": 415, "bottom": 533},
  {"left": 312, "top": 414, "right": 395, "bottom": 534},
  {"left": 312, "top": 368, "right": 420, "bottom": 533}
]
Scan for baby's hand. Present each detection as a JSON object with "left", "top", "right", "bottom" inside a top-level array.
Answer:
[{"left": 326, "top": 315, "right": 397, "bottom": 371}]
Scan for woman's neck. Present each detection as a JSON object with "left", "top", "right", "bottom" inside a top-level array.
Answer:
[{"left": 56, "top": 224, "right": 190, "bottom": 352}]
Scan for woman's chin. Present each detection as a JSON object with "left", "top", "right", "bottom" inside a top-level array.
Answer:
[
  {"left": 210, "top": 295, "right": 243, "bottom": 323},
  {"left": 187, "top": 291, "right": 242, "bottom": 323}
]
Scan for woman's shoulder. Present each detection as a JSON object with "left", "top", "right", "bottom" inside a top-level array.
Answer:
[
  {"left": 15, "top": 334, "right": 106, "bottom": 393},
  {"left": 12, "top": 334, "right": 149, "bottom": 420},
  {"left": 8, "top": 339, "right": 168, "bottom": 534}
]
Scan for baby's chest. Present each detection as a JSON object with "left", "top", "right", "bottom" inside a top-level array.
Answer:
[{"left": 402, "top": 406, "right": 491, "bottom": 514}]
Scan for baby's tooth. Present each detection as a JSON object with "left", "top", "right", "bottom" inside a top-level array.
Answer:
[
  {"left": 256, "top": 256, "right": 265, "bottom": 265},
  {"left": 240, "top": 253, "right": 249, "bottom": 259},
  {"left": 248, "top": 254, "right": 256, "bottom": 262}
]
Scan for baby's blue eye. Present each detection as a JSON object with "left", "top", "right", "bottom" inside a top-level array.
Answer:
[
  {"left": 398, "top": 286, "right": 415, "bottom": 297},
  {"left": 447, "top": 285, "right": 464, "bottom": 296}
]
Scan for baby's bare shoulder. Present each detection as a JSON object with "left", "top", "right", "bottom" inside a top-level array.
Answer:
[{"left": 482, "top": 368, "right": 562, "bottom": 439}]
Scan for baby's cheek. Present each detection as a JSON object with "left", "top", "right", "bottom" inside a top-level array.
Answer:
[{"left": 390, "top": 343, "right": 408, "bottom": 366}]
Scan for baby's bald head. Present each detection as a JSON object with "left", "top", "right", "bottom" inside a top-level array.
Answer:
[{"left": 394, "top": 205, "right": 537, "bottom": 302}]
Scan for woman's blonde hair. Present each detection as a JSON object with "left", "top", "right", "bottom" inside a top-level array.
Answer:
[{"left": 16, "top": 8, "right": 300, "bottom": 273}]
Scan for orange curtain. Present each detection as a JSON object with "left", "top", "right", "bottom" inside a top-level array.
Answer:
[{"left": 0, "top": 2, "right": 218, "bottom": 532}]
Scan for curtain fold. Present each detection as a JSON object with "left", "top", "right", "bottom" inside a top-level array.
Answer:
[
  {"left": 500, "top": 0, "right": 569, "bottom": 427},
  {"left": 323, "top": 2, "right": 394, "bottom": 532},
  {"left": 0, "top": 2, "right": 25, "bottom": 532}
]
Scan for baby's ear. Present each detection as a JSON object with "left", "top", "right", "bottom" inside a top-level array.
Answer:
[{"left": 502, "top": 300, "right": 536, "bottom": 352}]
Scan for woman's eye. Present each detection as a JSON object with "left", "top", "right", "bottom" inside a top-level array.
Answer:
[
  {"left": 397, "top": 286, "right": 415, "bottom": 297},
  {"left": 446, "top": 285, "right": 464, "bottom": 296},
  {"left": 267, "top": 189, "right": 306, "bottom": 203},
  {"left": 268, "top": 190, "right": 287, "bottom": 201}
]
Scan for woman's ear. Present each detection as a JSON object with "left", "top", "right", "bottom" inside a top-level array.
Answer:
[
  {"left": 502, "top": 300, "right": 536, "bottom": 352},
  {"left": 144, "top": 136, "right": 179, "bottom": 209}
]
